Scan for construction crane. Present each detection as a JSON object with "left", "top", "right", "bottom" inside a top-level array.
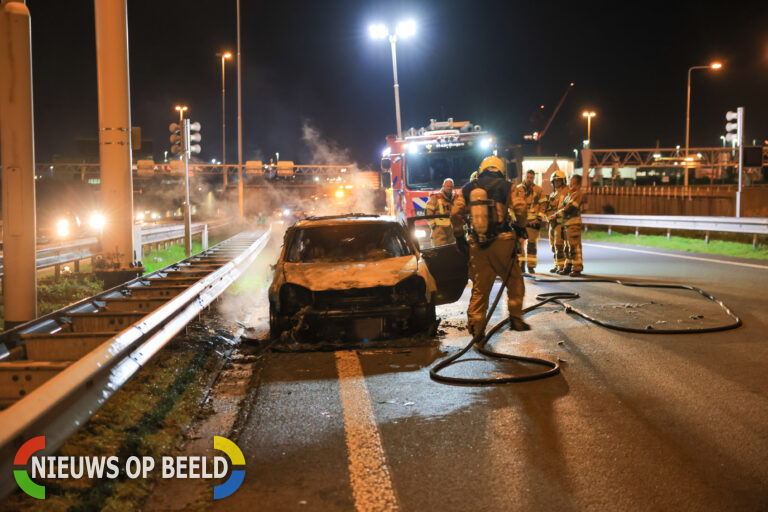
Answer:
[{"left": 523, "top": 82, "right": 574, "bottom": 155}]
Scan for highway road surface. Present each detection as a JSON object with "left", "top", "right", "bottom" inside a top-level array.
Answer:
[{"left": 215, "top": 240, "right": 768, "bottom": 511}]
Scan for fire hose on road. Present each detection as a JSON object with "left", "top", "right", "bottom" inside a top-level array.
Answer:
[{"left": 429, "top": 262, "right": 743, "bottom": 386}]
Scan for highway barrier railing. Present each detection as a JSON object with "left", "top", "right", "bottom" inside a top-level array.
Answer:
[
  {"left": 581, "top": 214, "right": 768, "bottom": 245},
  {"left": 0, "top": 229, "right": 270, "bottom": 499},
  {"left": 0, "top": 219, "right": 232, "bottom": 277}
]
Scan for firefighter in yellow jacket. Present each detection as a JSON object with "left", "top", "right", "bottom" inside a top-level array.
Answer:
[
  {"left": 425, "top": 178, "right": 455, "bottom": 246},
  {"left": 516, "top": 170, "right": 547, "bottom": 272},
  {"left": 545, "top": 169, "right": 567, "bottom": 273},
  {"left": 451, "top": 156, "right": 531, "bottom": 335},
  {"left": 551, "top": 173, "right": 585, "bottom": 276}
]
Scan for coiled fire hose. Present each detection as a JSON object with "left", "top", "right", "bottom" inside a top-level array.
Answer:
[{"left": 429, "top": 256, "right": 742, "bottom": 386}]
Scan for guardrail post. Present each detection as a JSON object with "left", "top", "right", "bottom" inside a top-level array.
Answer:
[
  {"left": 667, "top": 229, "right": 671, "bottom": 240},
  {"left": 74, "top": 260, "right": 80, "bottom": 273},
  {"left": 635, "top": 227, "right": 639, "bottom": 238},
  {"left": 705, "top": 231, "right": 710, "bottom": 244},
  {"left": 202, "top": 224, "right": 209, "bottom": 250},
  {"left": 753, "top": 234, "right": 758, "bottom": 249},
  {"left": 608, "top": 226, "right": 612, "bottom": 236}
]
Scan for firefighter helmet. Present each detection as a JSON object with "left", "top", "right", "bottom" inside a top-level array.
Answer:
[
  {"left": 550, "top": 168, "right": 566, "bottom": 182},
  {"left": 478, "top": 156, "right": 506, "bottom": 177},
  {"left": 469, "top": 171, "right": 478, "bottom": 181}
]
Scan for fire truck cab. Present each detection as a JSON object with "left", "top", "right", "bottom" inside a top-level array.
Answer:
[{"left": 380, "top": 118, "right": 498, "bottom": 244}]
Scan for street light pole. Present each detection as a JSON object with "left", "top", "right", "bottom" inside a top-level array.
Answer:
[
  {"left": 389, "top": 34, "right": 402, "bottom": 140},
  {"left": 685, "top": 62, "right": 722, "bottom": 186},
  {"left": 582, "top": 111, "right": 596, "bottom": 148},
  {"left": 236, "top": 0, "right": 244, "bottom": 221},
  {"left": 369, "top": 20, "right": 415, "bottom": 140},
  {"left": 219, "top": 52, "right": 231, "bottom": 187}
]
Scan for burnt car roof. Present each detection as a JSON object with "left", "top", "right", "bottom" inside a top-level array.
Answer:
[{"left": 294, "top": 214, "right": 398, "bottom": 228}]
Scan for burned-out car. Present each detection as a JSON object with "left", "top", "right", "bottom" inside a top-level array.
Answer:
[{"left": 268, "top": 215, "right": 467, "bottom": 341}]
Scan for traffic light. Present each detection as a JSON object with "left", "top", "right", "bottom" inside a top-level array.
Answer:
[
  {"left": 725, "top": 107, "right": 743, "bottom": 146},
  {"left": 187, "top": 121, "right": 201, "bottom": 155},
  {"left": 169, "top": 123, "right": 182, "bottom": 155}
]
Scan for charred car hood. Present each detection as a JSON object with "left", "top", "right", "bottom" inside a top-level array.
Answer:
[{"left": 283, "top": 256, "right": 420, "bottom": 291}]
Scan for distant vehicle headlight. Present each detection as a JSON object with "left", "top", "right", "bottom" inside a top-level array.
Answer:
[
  {"left": 414, "top": 228, "right": 428, "bottom": 240},
  {"left": 136, "top": 212, "right": 145, "bottom": 221},
  {"left": 89, "top": 213, "right": 106, "bottom": 230},
  {"left": 283, "top": 208, "right": 291, "bottom": 216},
  {"left": 56, "top": 219, "right": 69, "bottom": 238},
  {"left": 335, "top": 190, "right": 345, "bottom": 198}
]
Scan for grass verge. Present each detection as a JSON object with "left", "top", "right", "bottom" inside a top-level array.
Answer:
[
  {"left": 2, "top": 320, "right": 230, "bottom": 511},
  {"left": 582, "top": 229, "right": 768, "bottom": 260},
  {"left": 0, "top": 274, "right": 104, "bottom": 330}
]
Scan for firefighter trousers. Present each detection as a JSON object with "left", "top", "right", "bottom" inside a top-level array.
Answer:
[
  {"left": 548, "top": 223, "right": 565, "bottom": 269},
  {"left": 524, "top": 226, "right": 540, "bottom": 269},
  {"left": 564, "top": 224, "right": 583, "bottom": 272},
  {"left": 467, "top": 236, "right": 524, "bottom": 334},
  {"left": 429, "top": 225, "right": 455, "bottom": 247}
]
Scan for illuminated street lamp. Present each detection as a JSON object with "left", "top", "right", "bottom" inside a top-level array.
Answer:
[
  {"left": 582, "top": 111, "right": 596, "bottom": 148},
  {"left": 684, "top": 61, "right": 722, "bottom": 185},
  {"left": 175, "top": 104, "right": 188, "bottom": 124},
  {"left": 369, "top": 19, "right": 417, "bottom": 139},
  {"left": 218, "top": 52, "right": 232, "bottom": 166}
]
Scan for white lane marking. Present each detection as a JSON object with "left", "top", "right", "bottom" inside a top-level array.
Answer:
[
  {"left": 583, "top": 243, "right": 768, "bottom": 270},
  {"left": 335, "top": 351, "right": 400, "bottom": 512}
]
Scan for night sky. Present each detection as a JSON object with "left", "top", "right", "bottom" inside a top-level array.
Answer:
[{"left": 24, "top": 0, "right": 768, "bottom": 168}]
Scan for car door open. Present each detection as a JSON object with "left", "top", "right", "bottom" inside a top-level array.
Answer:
[{"left": 407, "top": 215, "right": 468, "bottom": 305}]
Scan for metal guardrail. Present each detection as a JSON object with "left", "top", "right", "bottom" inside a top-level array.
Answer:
[
  {"left": 581, "top": 214, "right": 768, "bottom": 243},
  {"left": 0, "top": 219, "right": 231, "bottom": 276},
  {"left": 0, "top": 229, "right": 271, "bottom": 500},
  {"left": 139, "top": 218, "right": 229, "bottom": 245}
]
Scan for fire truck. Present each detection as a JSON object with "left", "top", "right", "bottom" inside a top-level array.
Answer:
[{"left": 379, "top": 118, "right": 497, "bottom": 242}]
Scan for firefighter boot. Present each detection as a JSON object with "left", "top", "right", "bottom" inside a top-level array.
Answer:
[
  {"left": 509, "top": 316, "right": 531, "bottom": 331},
  {"left": 557, "top": 264, "right": 572, "bottom": 275}
]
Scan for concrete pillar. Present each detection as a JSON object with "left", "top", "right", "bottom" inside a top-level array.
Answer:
[
  {"left": 93, "top": 0, "right": 138, "bottom": 274},
  {"left": 0, "top": 0, "right": 38, "bottom": 327}
]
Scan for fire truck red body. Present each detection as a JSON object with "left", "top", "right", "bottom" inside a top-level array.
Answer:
[{"left": 380, "top": 119, "right": 497, "bottom": 236}]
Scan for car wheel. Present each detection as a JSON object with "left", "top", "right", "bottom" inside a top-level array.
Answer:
[
  {"left": 269, "top": 302, "right": 288, "bottom": 338},
  {"left": 412, "top": 301, "right": 437, "bottom": 334}
]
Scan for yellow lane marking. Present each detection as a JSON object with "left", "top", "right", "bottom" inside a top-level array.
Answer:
[
  {"left": 584, "top": 242, "right": 768, "bottom": 270},
  {"left": 335, "top": 350, "right": 400, "bottom": 512}
]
